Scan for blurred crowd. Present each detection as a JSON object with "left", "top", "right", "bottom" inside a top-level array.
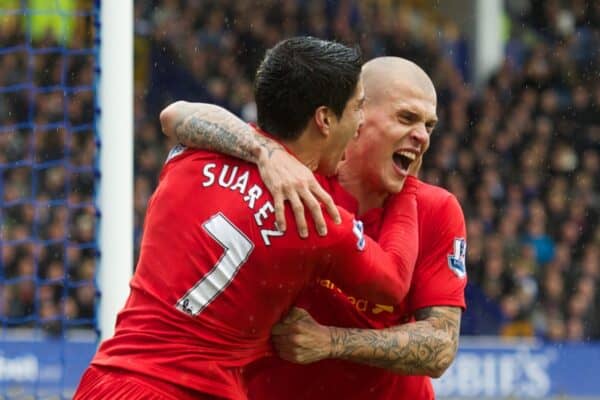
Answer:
[
  {"left": 0, "top": 3, "right": 98, "bottom": 334},
  {"left": 1, "top": 0, "right": 599, "bottom": 341},
  {"left": 459, "top": 0, "right": 600, "bottom": 340}
]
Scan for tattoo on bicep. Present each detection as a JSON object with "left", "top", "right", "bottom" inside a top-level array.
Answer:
[
  {"left": 174, "top": 114, "right": 255, "bottom": 161},
  {"left": 173, "top": 113, "right": 285, "bottom": 163},
  {"left": 331, "top": 306, "right": 461, "bottom": 375}
]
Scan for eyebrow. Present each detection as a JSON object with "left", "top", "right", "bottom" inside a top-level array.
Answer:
[{"left": 397, "top": 109, "right": 437, "bottom": 125}]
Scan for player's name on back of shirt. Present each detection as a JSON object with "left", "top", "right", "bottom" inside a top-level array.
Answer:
[{"left": 202, "top": 161, "right": 284, "bottom": 246}]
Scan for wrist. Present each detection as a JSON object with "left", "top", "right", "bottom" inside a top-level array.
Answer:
[
  {"left": 328, "top": 326, "right": 341, "bottom": 359},
  {"left": 254, "top": 143, "right": 269, "bottom": 166}
]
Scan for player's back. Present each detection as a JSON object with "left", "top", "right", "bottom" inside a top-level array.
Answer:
[
  {"left": 92, "top": 148, "right": 326, "bottom": 398},
  {"left": 133, "top": 148, "right": 315, "bottom": 353}
]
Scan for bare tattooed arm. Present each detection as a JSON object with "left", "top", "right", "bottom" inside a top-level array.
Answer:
[
  {"left": 331, "top": 306, "right": 461, "bottom": 377},
  {"left": 160, "top": 101, "right": 281, "bottom": 164},
  {"left": 272, "top": 306, "right": 461, "bottom": 378},
  {"left": 159, "top": 101, "right": 341, "bottom": 236}
]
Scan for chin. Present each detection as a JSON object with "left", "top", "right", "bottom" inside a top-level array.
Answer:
[{"left": 385, "top": 177, "right": 406, "bottom": 194}]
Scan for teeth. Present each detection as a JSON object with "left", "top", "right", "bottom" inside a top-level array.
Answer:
[{"left": 398, "top": 151, "right": 416, "bottom": 161}]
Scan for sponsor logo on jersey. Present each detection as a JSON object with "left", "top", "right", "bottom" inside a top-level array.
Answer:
[
  {"left": 352, "top": 219, "right": 366, "bottom": 250},
  {"left": 448, "top": 237, "right": 467, "bottom": 278},
  {"left": 318, "top": 278, "right": 395, "bottom": 315}
]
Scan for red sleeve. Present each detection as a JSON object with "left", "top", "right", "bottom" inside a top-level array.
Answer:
[
  {"left": 407, "top": 192, "right": 467, "bottom": 312},
  {"left": 317, "top": 176, "right": 419, "bottom": 305}
]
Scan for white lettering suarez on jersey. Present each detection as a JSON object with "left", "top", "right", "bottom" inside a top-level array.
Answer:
[{"left": 202, "top": 162, "right": 284, "bottom": 246}]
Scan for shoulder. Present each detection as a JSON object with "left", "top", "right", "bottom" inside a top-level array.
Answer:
[
  {"left": 159, "top": 148, "right": 265, "bottom": 197},
  {"left": 416, "top": 180, "right": 466, "bottom": 257},
  {"left": 416, "top": 180, "right": 464, "bottom": 223},
  {"left": 312, "top": 174, "right": 359, "bottom": 211},
  {"left": 163, "top": 147, "right": 257, "bottom": 177},
  {"left": 305, "top": 205, "right": 362, "bottom": 250},
  {"left": 416, "top": 180, "right": 455, "bottom": 208},
  {"left": 165, "top": 146, "right": 238, "bottom": 166}
]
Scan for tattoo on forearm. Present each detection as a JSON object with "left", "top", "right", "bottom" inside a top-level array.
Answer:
[
  {"left": 173, "top": 112, "right": 284, "bottom": 163},
  {"left": 330, "top": 307, "right": 461, "bottom": 376},
  {"left": 255, "top": 134, "right": 282, "bottom": 159}
]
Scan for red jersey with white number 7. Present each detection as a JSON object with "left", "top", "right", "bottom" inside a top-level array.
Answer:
[{"left": 90, "top": 146, "right": 419, "bottom": 400}]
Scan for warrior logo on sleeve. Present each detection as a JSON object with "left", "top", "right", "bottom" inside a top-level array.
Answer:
[{"left": 448, "top": 237, "right": 467, "bottom": 278}]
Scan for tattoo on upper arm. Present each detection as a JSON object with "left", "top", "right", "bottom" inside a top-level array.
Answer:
[
  {"left": 330, "top": 306, "right": 461, "bottom": 376},
  {"left": 173, "top": 113, "right": 284, "bottom": 163},
  {"left": 174, "top": 115, "right": 255, "bottom": 161}
]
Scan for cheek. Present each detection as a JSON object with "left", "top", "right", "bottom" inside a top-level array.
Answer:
[
  {"left": 389, "top": 125, "right": 410, "bottom": 141},
  {"left": 368, "top": 154, "right": 389, "bottom": 177},
  {"left": 349, "top": 115, "right": 360, "bottom": 132},
  {"left": 423, "top": 135, "right": 432, "bottom": 152}
]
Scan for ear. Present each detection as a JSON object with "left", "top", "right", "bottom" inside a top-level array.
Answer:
[{"left": 314, "top": 106, "right": 333, "bottom": 138}]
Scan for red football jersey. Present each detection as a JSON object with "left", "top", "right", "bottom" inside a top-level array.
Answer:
[
  {"left": 246, "top": 179, "right": 467, "bottom": 400},
  {"left": 90, "top": 148, "right": 419, "bottom": 399}
]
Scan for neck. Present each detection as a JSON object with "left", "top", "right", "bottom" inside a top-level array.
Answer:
[
  {"left": 337, "top": 160, "right": 388, "bottom": 215},
  {"left": 283, "top": 136, "right": 321, "bottom": 172}
]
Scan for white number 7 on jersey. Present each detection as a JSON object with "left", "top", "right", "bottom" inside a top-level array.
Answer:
[{"left": 176, "top": 213, "right": 254, "bottom": 316}]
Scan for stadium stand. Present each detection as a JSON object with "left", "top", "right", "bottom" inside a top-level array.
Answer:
[{"left": 0, "top": 0, "right": 99, "bottom": 336}]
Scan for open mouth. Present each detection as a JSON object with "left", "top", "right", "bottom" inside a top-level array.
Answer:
[{"left": 393, "top": 151, "right": 416, "bottom": 171}]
